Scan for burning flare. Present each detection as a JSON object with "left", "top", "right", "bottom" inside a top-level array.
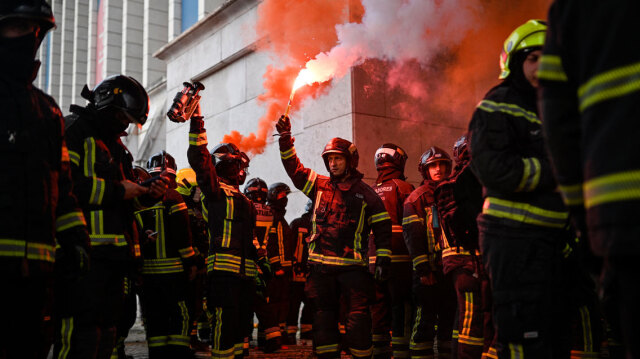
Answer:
[{"left": 284, "top": 69, "right": 318, "bottom": 117}]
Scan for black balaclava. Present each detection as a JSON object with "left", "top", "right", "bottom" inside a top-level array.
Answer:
[
  {"left": 506, "top": 47, "right": 541, "bottom": 101},
  {"left": 0, "top": 32, "right": 39, "bottom": 83},
  {"left": 269, "top": 197, "right": 288, "bottom": 217},
  {"left": 94, "top": 107, "right": 131, "bottom": 137},
  {"left": 216, "top": 161, "right": 240, "bottom": 186}
]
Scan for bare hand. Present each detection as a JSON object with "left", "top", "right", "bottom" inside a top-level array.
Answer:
[
  {"left": 420, "top": 273, "right": 437, "bottom": 286},
  {"left": 148, "top": 176, "right": 169, "bottom": 198},
  {"left": 121, "top": 180, "right": 148, "bottom": 200}
]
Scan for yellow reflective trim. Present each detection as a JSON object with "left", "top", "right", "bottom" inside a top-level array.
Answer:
[
  {"left": 477, "top": 100, "right": 541, "bottom": 125},
  {"left": 376, "top": 248, "right": 391, "bottom": 257},
  {"left": 316, "top": 344, "right": 339, "bottom": 354},
  {"left": 59, "top": 317, "right": 73, "bottom": 359},
  {"left": 280, "top": 147, "right": 296, "bottom": 160},
  {"left": 179, "top": 301, "right": 189, "bottom": 337},
  {"left": 89, "top": 178, "right": 106, "bottom": 205},
  {"left": 308, "top": 252, "right": 366, "bottom": 266},
  {"left": 83, "top": 138, "right": 96, "bottom": 177},
  {"left": 579, "top": 305, "right": 593, "bottom": 352},
  {"left": 458, "top": 334, "right": 484, "bottom": 346},
  {"left": 559, "top": 183, "right": 584, "bottom": 206},
  {"left": 302, "top": 170, "right": 318, "bottom": 196},
  {"left": 402, "top": 215, "right": 422, "bottom": 225},
  {"left": 188, "top": 132, "right": 208, "bottom": 146},
  {"left": 56, "top": 211, "right": 86, "bottom": 232},
  {"left": 462, "top": 292, "right": 473, "bottom": 336},
  {"left": 413, "top": 254, "right": 428, "bottom": 269},
  {"left": 0, "top": 239, "right": 56, "bottom": 262},
  {"left": 169, "top": 202, "right": 188, "bottom": 214},
  {"left": 369, "top": 211, "right": 390, "bottom": 224},
  {"left": 213, "top": 308, "right": 223, "bottom": 353},
  {"left": 538, "top": 55, "right": 568, "bottom": 82},
  {"left": 89, "top": 234, "right": 127, "bottom": 246},
  {"left": 353, "top": 201, "right": 367, "bottom": 260},
  {"left": 516, "top": 157, "right": 541, "bottom": 192},
  {"left": 350, "top": 346, "right": 373, "bottom": 357},
  {"left": 148, "top": 335, "right": 169, "bottom": 347},
  {"left": 482, "top": 197, "right": 569, "bottom": 228},
  {"left": 179, "top": 247, "right": 196, "bottom": 258},
  {"left": 509, "top": 343, "right": 524, "bottom": 359},
  {"left": 584, "top": 169, "right": 640, "bottom": 208},
  {"left": 68, "top": 150, "right": 80, "bottom": 166},
  {"left": 578, "top": 61, "right": 640, "bottom": 112}
]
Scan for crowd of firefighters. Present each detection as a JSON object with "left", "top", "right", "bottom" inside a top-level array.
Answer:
[{"left": 2, "top": 0, "right": 639, "bottom": 358}]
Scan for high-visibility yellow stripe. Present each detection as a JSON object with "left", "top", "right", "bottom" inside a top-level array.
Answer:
[
  {"left": 56, "top": 211, "right": 86, "bottom": 232},
  {"left": 179, "top": 300, "right": 189, "bottom": 337},
  {"left": 68, "top": 150, "right": 80, "bottom": 166},
  {"left": 369, "top": 211, "right": 390, "bottom": 224},
  {"left": 280, "top": 147, "right": 296, "bottom": 160},
  {"left": 169, "top": 202, "right": 188, "bottom": 214},
  {"left": 188, "top": 132, "right": 208, "bottom": 146},
  {"left": 483, "top": 197, "right": 569, "bottom": 228},
  {"left": 350, "top": 346, "right": 373, "bottom": 357},
  {"left": 578, "top": 61, "right": 640, "bottom": 112},
  {"left": 376, "top": 248, "right": 392, "bottom": 257},
  {"left": 83, "top": 138, "right": 96, "bottom": 177},
  {"left": 302, "top": 171, "right": 318, "bottom": 196},
  {"left": 584, "top": 169, "right": 640, "bottom": 208},
  {"left": 580, "top": 305, "right": 593, "bottom": 352},
  {"left": 411, "top": 306, "right": 422, "bottom": 348},
  {"left": 58, "top": 317, "right": 73, "bottom": 359},
  {"left": 353, "top": 201, "right": 367, "bottom": 260},
  {"left": 458, "top": 334, "right": 484, "bottom": 346},
  {"left": 222, "top": 196, "right": 234, "bottom": 248},
  {"left": 89, "top": 178, "right": 106, "bottom": 205},
  {"left": 0, "top": 239, "right": 55, "bottom": 263},
  {"left": 538, "top": 55, "right": 568, "bottom": 82},
  {"left": 402, "top": 215, "right": 423, "bottom": 225},
  {"left": 213, "top": 308, "right": 223, "bottom": 353},
  {"left": 167, "top": 334, "right": 190, "bottom": 347},
  {"left": 90, "top": 210, "right": 104, "bottom": 234},
  {"left": 463, "top": 292, "right": 473, "bottom": 336},
  {"left": 316, "top": 344, "right": 339, "bottom": 354},
  {"left": 156, "top": 207, "right": 166, "bottom": 258},
  {"left": 477, "top": 100, "right": 540, "bottom": 125},
  {"left": 559, "top": 183, "right": 584, "bottom": 206},
  {"left": 413, "top": 254, "right": 428, "bottom": 269},
  {"left": 483, "top": 347, "right": 498, "bottom": 359},
  {"left": 148, "top": 336, "right": 169, "bottom": 347},
  {"left": 509, "top": 343, "right": 524, "bottom": 359},
  {"left": 516, "top": 157, "right": 541, "bottom": 192},
  {"left": 89, "top": 234, "right": 127, "bottom": 246},
  {"left": 179, "top": 247, "right": 196, "bottom": 258},
  {"left": 308, "top": 252, "right": 366, "bottom": 266}
]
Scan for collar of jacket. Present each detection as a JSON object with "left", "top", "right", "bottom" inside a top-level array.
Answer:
[
  {"left": 331, "top": 169, "right": 364, "bottom": 191},
  {"left": 376, "top": 167, "right": 405, "bottom": 184}
]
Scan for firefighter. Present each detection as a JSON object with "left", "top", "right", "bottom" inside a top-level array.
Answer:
[
  {"left": 187, "top": 112, "right": 261, "bottom": 359},
  {"left": 133, "top": 151, "right": 197, "bottom": 358},
  {"left": 244, "top": 177, "right": 279, "bottom": 352},
  {"left": 538, "top": 2, "right": 639, "bottom": 356},
  {"left": 0, "top": 1, "right": 90, "bottom": 357},
  {"left": 176, "top": 167, "right": 211, "bottom": 351},
  {"left": 287, "top": 200, "right": 314, "bottom": 345},
  {"left": 275, "top": 115, "right": 392, "bottom": 359},
  {"left": 58, "top": 74, "right": 167, "bottom": 358},
  {"left": 266, "top": 182, "right": 295, "bottom": 344},
  {"left": 403, "top": 146, "right": 457, "bottom": 358},
  {"left": 434, "top": 134, "right": 495, "bottom": 358},
  {"left": 368, "top": 143, "right": 415, "bottom": 359},
  {"left": 468, "top": 20, "right": 572, "bottom": 357}
]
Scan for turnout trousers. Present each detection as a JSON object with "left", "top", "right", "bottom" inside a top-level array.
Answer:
[
  {"left": 286, "top": 280, "right": 314, "bottom": 343},
  {"left": 141, "top": 274, "right": 191, "bottom": 359},
  {"left": 478, "top": 215, "right": 571, "bottom": 358},
  {"left": 306, "top": 266, "right": 374, "bottom": 359}
]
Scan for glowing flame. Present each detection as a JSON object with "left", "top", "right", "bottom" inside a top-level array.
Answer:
[{"left": 292, "top": 68, "right": 316, "bottom": 92}]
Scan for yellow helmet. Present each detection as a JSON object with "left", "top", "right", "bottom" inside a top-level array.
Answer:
[
  {"left": 499, "top": 19, "right": 547, "bottom": 79},
  {"left": 176, "top": 168, "right": 197, "bottom": 196}
]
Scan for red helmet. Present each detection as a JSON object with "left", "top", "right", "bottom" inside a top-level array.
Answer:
[
  {"left": 374, "top": 143, "right": 408, "bottom": 172},
  {"left": 244, "top": 177, "right": 268, "bottom": 203},
  {"left": 418, "top": 146, "right": 452, "bottom": 180},
  {"left": 321, "top": 137, "right": 359, "bottom": 172},
  {"left": 452, "top": 134, "right": 469, "bottom": 164}
]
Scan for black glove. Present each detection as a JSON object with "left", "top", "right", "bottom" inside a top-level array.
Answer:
[
  {"left": 276, "top": 115, "right": 291, "bottom": 134},
  {"left": 374, "top": 256, "right": 391, "bottom": 282},
  {"left": 56, "top": 244, "right": 90, "bottom": 277}
]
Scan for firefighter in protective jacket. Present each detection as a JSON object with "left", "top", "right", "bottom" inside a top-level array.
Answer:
[
  {"left": 403, "top": 146, "right": 456, "bottom": 358},
  {"left": 538, "top": 2, "right": 640, "bottom": 356},
  {"left": 468, "top": 20, "right": 572, "bottom": 357},
  {"left": 0, "top": 1, "right": 90, "bottom": 357},
  {"left": 59, "top": 74, "right": 168, "bottom": 358},
  {"left": 188, "top": 112, "right": 260, "bottom": 358},
  {"left": 368, "top": 143, "right": 415, "bottom": 359},
  {"left": 276, "top": 115, "right": 392, "bottom": 359},
  {"left": 135, "top": 151, "right": 197, "bottom": 358}
]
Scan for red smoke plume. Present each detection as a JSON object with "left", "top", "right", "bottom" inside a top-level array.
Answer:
[{"left": 225, "top": 0, "right": 552, "bottom": 154}]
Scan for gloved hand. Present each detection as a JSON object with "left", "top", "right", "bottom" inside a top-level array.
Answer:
[
  {"left": 56, "top": 244, "right": 90, "bottom": 277},
  {"left": 276, "top": 115, "right": 291, "bottom": 134},
  {"left": 374, "top": 256, "right": 391, "bottom": 282}
]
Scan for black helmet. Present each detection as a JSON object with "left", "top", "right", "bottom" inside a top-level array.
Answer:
[
  {"left": 418, "top": 146, "right": 452, "bottom": 180},
  {"left": 452, "top": 134, "right": 469, "bottom": 164},
  {"left": 0, "top": 0, "right": 56, "bottom": 37},
  {"left": 244, "top": 177, "right": 268, "bottom": 203},
  {"left": 321, "top": 137, "right": 359, "bottom": 172},
  {"left": 81, "top": 75, "right": 149, "bottom": 126},
  {"left": 210, "top": 143, "right": 243, "bottom": 168},
  {"left": 146, "top": 150, "right": 177, "bottom": 176},
  {"left": 267, "top": 182, "right": 291, "bottom": 203},
  {"left": 132, "top": 166, "right": 151, "bottom": 184},
  {"left": 374, "top": 143, "right": 408, "bottom": 172}
]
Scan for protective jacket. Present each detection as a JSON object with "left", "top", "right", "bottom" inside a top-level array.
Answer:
[
  {"left": 279, "top": 136, "right": 392, "bottom": 270},
  {"left": 65, "top": 105, "right": 149, "bottom": 261},
  {"left": 253, "top": 202, "right": 273, "bottom": 249},
  {"left": 403, "top": 180, "right": 442, "bottom": 277},
  {"left": 539, "top": 0, "right": 640, "bottom": 255},
  {"left": 468, "top": 82, "right": 568, "bottom": 230},
  {"left": 267, "top": 210, "right": 294, "bottom": 274},
  {"left": 0, "top": 68, "right": 88, "bottom": 277},
  {"left": 368, "top": 171, "right": 414, "bottom": 271},
  {"left": 188, "top": 117, "right": 258, "bottom": 279},
  {"left": 134, "top": 188, "right": 196, "bottom": 275},
  {"left": 290, "top": 212, "right": 311, "bottom": 282}
]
